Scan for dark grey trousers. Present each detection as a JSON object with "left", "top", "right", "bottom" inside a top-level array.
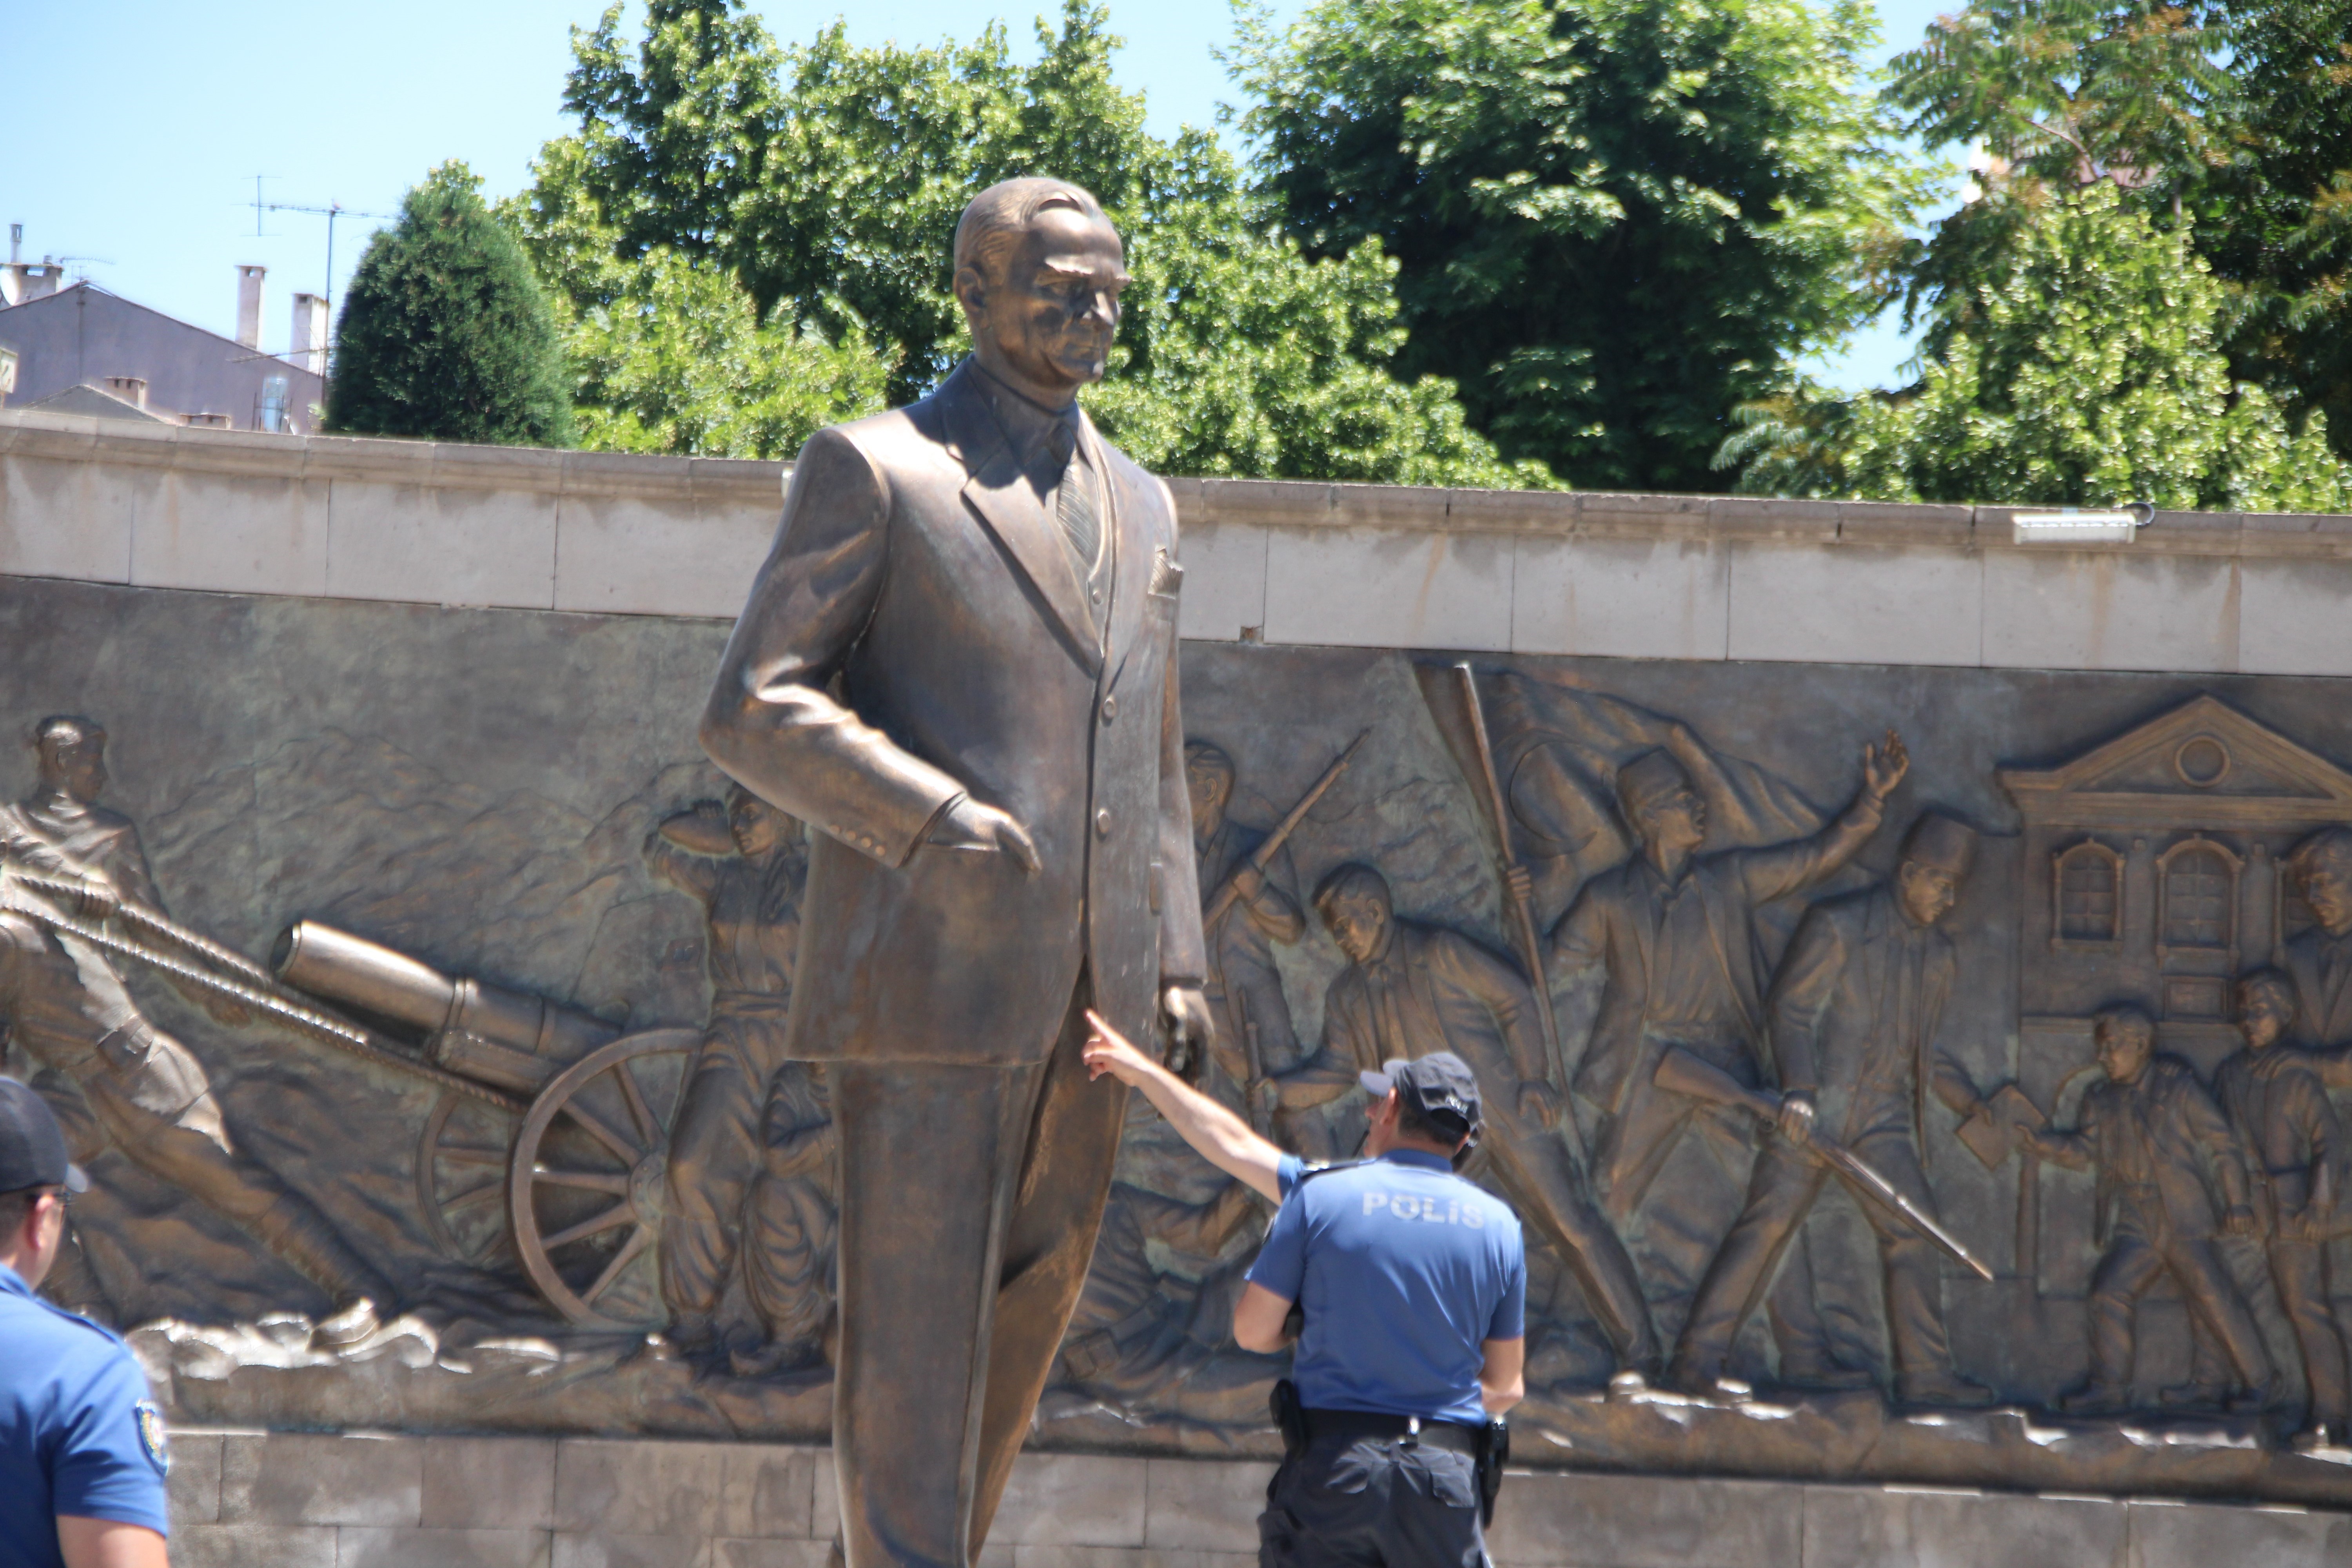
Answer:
[{"left": 1258, "top": 1432, "right": 1489, "bottom": 1568}]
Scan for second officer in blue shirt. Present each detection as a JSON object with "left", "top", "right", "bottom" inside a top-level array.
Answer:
[{"left": 1083, "top": 1012, "right": 1523, "bottom": 1568}]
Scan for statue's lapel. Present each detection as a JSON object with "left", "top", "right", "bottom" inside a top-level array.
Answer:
[{"left": 940, "top": 371, "right": 1103, "bottom": 674}]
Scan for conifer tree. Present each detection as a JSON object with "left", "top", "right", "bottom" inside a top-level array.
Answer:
[{"left": 329, "top": 163, "right": 575, "bottom": 447}]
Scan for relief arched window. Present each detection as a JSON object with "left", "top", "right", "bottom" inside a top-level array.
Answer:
[
  {"left": 2054, "top": 841, "right": 2122, "bottom": 945},
  {"left": 2160, "top": 839, "right": 2237, "bottom": 951}
]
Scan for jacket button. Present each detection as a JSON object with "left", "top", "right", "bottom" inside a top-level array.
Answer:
[
  {"left": 1101, "top": 694, "right": 1118, "bottom": 722},
  {"left": 1095, "top": 809, "right": 1112, "bottom": 838}
]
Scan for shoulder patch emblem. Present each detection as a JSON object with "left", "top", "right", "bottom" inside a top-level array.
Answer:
[{"left": 135, "top": 1400, "right": 170, "bottom": 1475}]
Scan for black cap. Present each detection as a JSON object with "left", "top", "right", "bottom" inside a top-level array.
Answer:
[
  {"left": 1359, "top": 1053, "right": 1483, "bottom": 1141},
  {"left": 0, "top": 1078, "right": 88, "bottom": 1196}
]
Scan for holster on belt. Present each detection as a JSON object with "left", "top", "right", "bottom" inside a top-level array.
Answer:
[
  {"left": 1270, "top": 1377, "right": 1307, "bottom": 1460},
  {"left": 1474, "top": 1418, "right": 1509, "bottom": 1526}
]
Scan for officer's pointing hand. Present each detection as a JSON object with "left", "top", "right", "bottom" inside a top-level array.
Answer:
[{"left": 1082, "top": 1009, "right": 1152, "bottom": 1085}]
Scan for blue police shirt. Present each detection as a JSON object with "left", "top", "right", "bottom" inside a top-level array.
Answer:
[
  {"left": 0, "top": 1263, "right": 171, "bottom": 1568},
  {"left": 1246, "top": 1150, "right": 1525, "bottom": 1427}
]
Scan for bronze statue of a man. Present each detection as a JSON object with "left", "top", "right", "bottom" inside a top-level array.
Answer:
[{"left": 701, "top": 177, "right": 1210, "bottom": 1568}]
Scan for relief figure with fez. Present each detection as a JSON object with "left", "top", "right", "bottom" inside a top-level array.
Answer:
[
  {"left": 1670, "top": 813, "right": 1995, "bottom": 1406},
  {"left": 700, "top": 177, "right": 1211, "bottom": 1568}
]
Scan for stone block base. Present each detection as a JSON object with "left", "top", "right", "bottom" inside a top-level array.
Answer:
[{"left": 163, "top": 1430, "right": 2352, "bottom": 1567}]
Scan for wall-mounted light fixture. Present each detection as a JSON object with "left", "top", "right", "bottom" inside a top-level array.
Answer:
[{"left": 2008, "top": 501, "right": 2155, "bottom": 545}]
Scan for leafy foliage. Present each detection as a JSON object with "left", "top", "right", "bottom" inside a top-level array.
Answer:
[
  {"left": 1722, "top": 186, "right": 2352, "bottom": 509},
  {"left": 510, "top": 0, "right": 1537, "bottom": 484},
  {"left": 329, "top": 163, "right": 575, "bottom": 447},
  {"left": 1235, "top": 0, "right": 1935, "bottom": 491},
  {"left": 1883, "top": 0, "right": 2352, "bottom": 458}
]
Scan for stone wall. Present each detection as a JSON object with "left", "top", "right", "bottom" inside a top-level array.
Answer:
[
  {"left": 8, "top": 407, "right": 2352, "bottom": 674},
  {"left": 166, "top": 1432, "right": 2352, "bottom": 1568}
]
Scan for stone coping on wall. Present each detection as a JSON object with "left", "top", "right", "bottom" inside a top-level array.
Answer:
[
  {"left": 163, "top": 1428, "right": 2352, "bottom": 1568},
  {"left": 9, "top": 406, "right": 2352, "bottom": 677}
]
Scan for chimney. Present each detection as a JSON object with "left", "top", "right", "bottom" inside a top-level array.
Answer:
[
  {"left": 290, "top": 292, "right": 328, "bottom": 376},
  {"left": 104, "top": 376, "right": 149, "bottom": 409},
  {"left": 236, "top": 265, "right": 266, "bottom": 350}
]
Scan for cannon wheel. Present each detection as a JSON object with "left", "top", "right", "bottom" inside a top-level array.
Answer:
[
  {"left": 509, "top": 1028, "right": 698, "bottom": 1330},
  {"left": 416, "top": 1089, "right": 520, "bottom": 1264}
]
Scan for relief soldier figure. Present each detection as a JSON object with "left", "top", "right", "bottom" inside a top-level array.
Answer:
[
  {"left": 1283, "top": 862, "right": 1659, "bottom": 1381},
  {"left": 1547, "top": 733, "right": 1907, "bottom": 1221},
  {"left": 2213, "top": 970, "right": 2348, "bottom": 1445},
  {"left": 733, "top": 1060, "right": 837, "bottom": 1377},
  {"left": 1053, "top": 1178, "right": 1269, "bottom": 1419},
  {"left": 0, "top": 716, "right": 389, "bottom": 1345},
  {"left": 1670, "top": 815, "right": 1994, "bottom": 1405},
  {"left": 2018, "top": 1007, "right": 2278, "bottom": 1416},
  {"left": 1186, "top": 741, "right": 1310, "bottom": 1138},
  {"left": 700, "top": 178, "right": 1211, "bottom": 1568},
  {"left": 644, "top": 784, "right": 809, "bottom": 1359},
  {"left": 2285, "top": 829, "right": 2352, "bottom": 1051}
]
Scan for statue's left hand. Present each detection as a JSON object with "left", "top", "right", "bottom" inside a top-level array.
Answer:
[{"left": 1160, "top": 984, "right": 1214, "bottom": 1081}]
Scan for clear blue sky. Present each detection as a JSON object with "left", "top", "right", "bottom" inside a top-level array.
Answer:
[{"left": 7, "top": 0, "right": 1954, "bottom": 392}]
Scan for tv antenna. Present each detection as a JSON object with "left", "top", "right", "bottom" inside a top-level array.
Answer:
[{"left": 247, "top": 176, "right": 390, "bottom": 318}]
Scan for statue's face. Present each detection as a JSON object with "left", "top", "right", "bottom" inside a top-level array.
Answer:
[
  {"left": 2304, "top": 853, "right": 2352, "bottom": 934},
  {"left": 1635, "top": 784, "right": 1706, "bottom": 854},
  {"left": 1323, "top": 893, "right": 1390, "bottom": 965},
  {"left": 2238, "top": 985, "right": 2292, "bottom": 1050},
  {"left": 1896, "top": 860, "right": 1961, "bottom": 927},
  {"left": 1185, "top": 760, "right": 1230, "bottom": 833},
  {"left": 2097, "top": 1020, "right": 2153, "bottom": 1085},
  {"left": 961, "top": 205, "right": 1129, "bottom": 399},
  {"left": 42, "top": 733, "right": 106, "bottom": 804}
]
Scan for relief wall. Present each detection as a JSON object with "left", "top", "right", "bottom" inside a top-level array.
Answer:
[{"left": 10, "top": 574, "right": 2352, "bottom": 1503}]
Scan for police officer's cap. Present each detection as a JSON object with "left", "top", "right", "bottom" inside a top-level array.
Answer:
[
  {"left": 1359, "top": 1054, "right": 1483, "bottom": 1142},
  {"left": 0, "top": 1078, "right": 88, "bottom": 1196}
]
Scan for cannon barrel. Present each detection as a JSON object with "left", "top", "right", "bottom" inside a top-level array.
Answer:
[{"left": 272, "top": 921, "right": 618, "bottom": 1096}]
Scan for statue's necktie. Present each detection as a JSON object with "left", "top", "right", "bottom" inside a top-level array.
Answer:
[{"left": 1049, "top": 419, "right": 1100, "bottom": 573}]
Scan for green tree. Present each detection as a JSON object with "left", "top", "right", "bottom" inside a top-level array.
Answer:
[
  {"left": 512, "top": 0, "right": 1540, "bottom": 484},
  {"left": 1722, "top": 186, "right": 2352, "bottom": 509},
  {"left": 1235, "top": 0, "right": 1934, "bottom": 491},
  {"left": 1882, "top": 0, "right": 2352, "bottom": 458},
  {"left": 329, "top": 163, "right": 575, "bottom": 447}
]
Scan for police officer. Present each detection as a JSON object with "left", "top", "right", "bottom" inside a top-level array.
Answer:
[
  {"left": 1083, "top": 1012, "right": 1523, "bottom": 1568},
  {"left": 0, "top": 1078, "right": 171, "bottom": 1568}
]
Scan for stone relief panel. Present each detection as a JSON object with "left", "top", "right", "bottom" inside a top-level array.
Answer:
[{"left": 12, "top": 576, "right": 2352, "bottom": 1503}]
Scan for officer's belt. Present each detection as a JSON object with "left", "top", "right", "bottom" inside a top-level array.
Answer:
[{"left": 1301, "top": 1407, "right": 1480, "bottom": 1453}]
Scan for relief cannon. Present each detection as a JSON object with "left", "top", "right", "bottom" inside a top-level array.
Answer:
[{"left": 269, "top": 920, "right": 695, "bottom": 1330}]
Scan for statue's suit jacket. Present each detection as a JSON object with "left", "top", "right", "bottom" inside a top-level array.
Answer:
[{"left": 702, "top": 362, "right": 1207, "bottom": 1065}]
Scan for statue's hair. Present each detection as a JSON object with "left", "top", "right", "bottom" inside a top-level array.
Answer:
[
  {"left": 2288, "top": 826, "right": 2352, "bottom": 886},
  {"left": 2236, "top": 967, "right": 2298, "bottom": 1017},
  {"left": 2093, "top": 1004, "right": 2155, "bottom": 1040},
  {"left": 953, "top": 177, "right": 1106, "bottom": 287},
  {"left": 1312, "top": 861, "right": 1393, "bottom": 920},
  {"left": 28, "top": 715, "right": 101, "bottom": 753}
]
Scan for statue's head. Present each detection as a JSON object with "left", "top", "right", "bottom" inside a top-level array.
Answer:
[
  {"left": 1314, "top": 861, "right": 1395, "bottom": 965},
  {"left": 953, "top": 177, "right": 1129, "bottom": 407},
  {"left": 1616, "top": 750, "right": 1704, "bottom": 855},
  {"left": 1895, "top": 813, "right": 1976, "bottom": 928},
  {"left": 724, "top": 782, "right": 799, "bottom": 859},
  {"left": 2290, "top": 828, "right": 2352, "bottom": 936},
  {"left": 1183, "top": 740, "right": 1236, "bottom": 834},
  {"left": 2093, "top": 1005, "right": 2155, "bottom": 1085},
  {"left": 2236, "top": 969, "right": 2296, "bottom": 1051},
  {"left": 30, "top": 715, "right": 106, "bottom": 804}
]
